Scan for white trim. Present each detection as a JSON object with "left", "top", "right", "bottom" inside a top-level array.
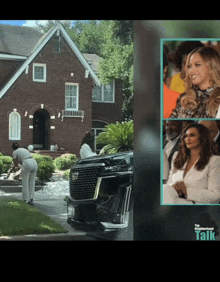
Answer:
[
  {"left": 0, "top": 54, "right": 27, "bottom": 61},
  {"left": 33, "top": 63, "right": 47, "bottom": 82},
  {"left": 65, "top": 82, "right": 79, "bottom": 111},
  {"left": 0, "top": 22, "right": 100, "bottom": 99}
]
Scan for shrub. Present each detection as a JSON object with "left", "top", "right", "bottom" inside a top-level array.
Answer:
[
  {"left": 54, "top": 154, "right": 78, "bottom": 171},
  {"left": 0, "top": 156, "right": 13, "bottom": 173},
  {"left": 97, "top": 120, "right": 134, "bottom": 154},
  {"left": 62, "top": 169, "right": 70, "bottom": 180},
  {"left": 0, "top": 159, "right": 3, "bottom": 175},
  {"left": 31, "top": 153, "right": 55, "bottom": 181}
]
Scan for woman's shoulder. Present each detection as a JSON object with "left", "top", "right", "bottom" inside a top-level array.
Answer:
[
  {"left": 209, "top": 155, "right": 220, "bottom": 165},
  {"left": 81, "top": 143, "right": 90, "bottom": 149},
  {"left": 80, "top": 143, "right": 92, "bottom": 152}
]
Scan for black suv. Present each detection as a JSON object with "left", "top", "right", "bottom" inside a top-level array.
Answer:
[{"left": 66, "top": 151, "right": 133, "bottom": 239}]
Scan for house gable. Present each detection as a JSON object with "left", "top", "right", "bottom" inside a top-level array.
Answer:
[{"left": 0, "top": 22, "right": 100, "bottom": 99}]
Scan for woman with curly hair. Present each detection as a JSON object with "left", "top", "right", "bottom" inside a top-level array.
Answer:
[
  {"left": 170, "top": 46, "right": 220, "bottom": 118},
  {"left": 163, "top": 123, "right": 220, "bottom": 204}
]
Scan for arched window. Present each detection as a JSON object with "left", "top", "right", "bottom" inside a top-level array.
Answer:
[{"left": 9, "top": 111, "right": 21, "bottom": 140}]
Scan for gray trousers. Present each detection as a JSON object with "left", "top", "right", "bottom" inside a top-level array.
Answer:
[{"left": 21, "top": 158, "right": 38, "bottom": 201}]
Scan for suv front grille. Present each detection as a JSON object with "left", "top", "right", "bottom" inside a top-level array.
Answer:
[{"left": 70, "top": 165, "right": 103, "bottom": 200}]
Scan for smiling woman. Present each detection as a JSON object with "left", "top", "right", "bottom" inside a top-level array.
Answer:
[{"left": 169, "top": 46, "right": 220, "bottom": 118}]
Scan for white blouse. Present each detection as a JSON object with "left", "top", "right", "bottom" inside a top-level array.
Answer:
[
  {"left": 80, "top": 144, "right": 97, "bottom": 159},
  {"left": 166, "top": 151, "right": 220, "bottom": 204}
]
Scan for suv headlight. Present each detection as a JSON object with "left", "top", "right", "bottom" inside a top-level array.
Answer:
[{"left": 103, "top": 164, "right": 133, "bottom": 173}]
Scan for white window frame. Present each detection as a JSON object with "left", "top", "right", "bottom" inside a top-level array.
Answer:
[
  {"left": 9, "top": 111, "right": 21, "bottom": 140},
  {"left": 92, "top": 120, "right": 109, "bottom": 152},
  {"left": 92, "top": 80, "right": 115, "bottom": 103},
  {"left": 65, "top": 83, "right": 79, "bottom": 111},
  {"left": 33, "top": 63, "right": 47, "bottom": 82}
]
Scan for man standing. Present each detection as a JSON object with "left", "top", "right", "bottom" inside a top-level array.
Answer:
[{"left": 163, "top": 120, "right": 183, "bottom": 169}]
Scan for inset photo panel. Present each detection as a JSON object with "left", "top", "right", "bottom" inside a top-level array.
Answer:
[
  {"left": 162, "top": 39, "right": 220, "bottom": 119},
  {"left": 162, "top": 119, "right": 220, "bottom": 205}
]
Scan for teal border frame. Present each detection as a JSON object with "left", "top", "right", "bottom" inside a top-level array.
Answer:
[{"left": 161, "top": 38, "right": 220, "bottom": 206}]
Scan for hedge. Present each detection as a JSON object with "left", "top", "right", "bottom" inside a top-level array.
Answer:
[
  {"left": 31, "top": 154, "right": 55, "bottom": 181},
  {"left": 0, "top": 156, "right": 13, "bottom": 173},
  {"left": 54, "top": 154, "right": 78, "bottom": 171}
]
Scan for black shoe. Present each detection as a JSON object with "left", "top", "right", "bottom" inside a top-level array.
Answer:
[{"left": 28, "top": 199, "right": 34, "bottom": 205}]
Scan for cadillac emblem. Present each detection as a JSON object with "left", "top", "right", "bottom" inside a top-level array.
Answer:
[{"left": 72, "top": 172, "right": 79, "bottom": 181}]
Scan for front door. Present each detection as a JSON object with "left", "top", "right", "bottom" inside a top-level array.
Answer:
[{"left": 33, "top": 109, "right": 50, "bottom": 150}]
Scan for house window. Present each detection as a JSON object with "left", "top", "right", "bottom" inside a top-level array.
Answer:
[
  {"left": 65, "top": 83, "right": 79, "bottom": 110},
  {"left": 92, "top": 120, "right": 109, "bottom": 152},
  {"left": 92, "top": 80, "right": 115, "bottom": 103},
  {"left": 9, "top": 111, "right": 21, "bottom": 140},
  {"left": 33, "top": 63, "right": 46, "bottom": 82}
]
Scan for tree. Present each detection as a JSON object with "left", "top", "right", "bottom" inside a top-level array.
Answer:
[
  {"left": 96, "top": 120, "right": 134, "bottom": 154},
  {"left": 98, "top": 21, "right": 134, "bottom": 120}
]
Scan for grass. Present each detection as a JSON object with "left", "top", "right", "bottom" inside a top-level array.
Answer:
[{"left": 0, "top": 198, "right": 67, "bottom": 237}]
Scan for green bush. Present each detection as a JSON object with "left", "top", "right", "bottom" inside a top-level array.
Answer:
[
  {"left": 62, "top": 169, "right": 70, "bottom": 180},
  {"left": 0, "top": 156, "right": 13, "bottom": 173},
  {"left": 0, "top": 159, "right": 3, "bottom": 175},
  {"left": 31, "top": 153, "right": 55, "bottom": 181},
  {"left": 54, "top": 154, "right": 77, "bottom": 171}
]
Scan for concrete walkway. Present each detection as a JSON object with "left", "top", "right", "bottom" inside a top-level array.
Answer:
[{"left": 0, "top": 190, "right": 97, "bottom": 241}]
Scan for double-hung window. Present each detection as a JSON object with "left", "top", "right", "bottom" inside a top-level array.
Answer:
[
  {"left": 33, "top": 63, "right": 46, "bottom": 82},
  {"left": 65, "top": 83, "right": 79, "bottom": 111},
  {"left": 9, "top": 111, "right": 21, "bottom": 140},
  {"left": 92, "top": 80, "right": 115, "bottom": 103}
]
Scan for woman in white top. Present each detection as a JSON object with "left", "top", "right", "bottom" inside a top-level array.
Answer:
[
  {"left": 80, "top": 131, "right": 97, "bottom": 159},
  {"left": 163, "top": 123, "right": 220, "bottom": 204},
  {"left": 12, "top": 142, "right": 38, "bottom": 205}
]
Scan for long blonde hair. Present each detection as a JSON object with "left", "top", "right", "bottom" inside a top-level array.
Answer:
[{"left": 180, "top": 46, "right": 220, "bottom": 117}]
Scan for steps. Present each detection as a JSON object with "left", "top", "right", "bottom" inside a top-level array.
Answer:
[
  {"left": 33, "top": 150, "right": 70, "bottom": 159},
  {"left": 0, "top": 178, "right": 44, "bottom": 193}
]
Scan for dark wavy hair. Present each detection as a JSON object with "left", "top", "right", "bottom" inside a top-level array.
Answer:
[
  {"left": 173, "top": 41, "right": 204, "bottom": 71},
  {"left": 12, "top": 142, "right": 19, "bottom": 151},
  {"left": 80, "top": 131, "right": 95, "bottom": 152},
  {"left": 174, "top": 123, "right": 219, "bottom": 171}
]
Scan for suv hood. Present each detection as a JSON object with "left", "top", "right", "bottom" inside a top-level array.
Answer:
[{"left": 73, "top": 151, "right": 133, "bottom": 167}]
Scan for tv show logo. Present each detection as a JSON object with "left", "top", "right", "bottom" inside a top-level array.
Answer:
[{"left": 195, "top": 224, "right": 216, "bottom": 241}]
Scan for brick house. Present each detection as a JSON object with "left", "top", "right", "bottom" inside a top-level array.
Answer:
[{"left": 0, "top": 22, "right": 123, "bottom": 157}]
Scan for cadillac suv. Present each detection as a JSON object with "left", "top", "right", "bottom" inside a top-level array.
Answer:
[{"left": 66, "top": 151, "right": 133, "bottom": 240}]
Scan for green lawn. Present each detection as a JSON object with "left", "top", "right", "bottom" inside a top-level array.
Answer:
[{"left": 0, "top": 198, "right": 67, "bottom": 237}]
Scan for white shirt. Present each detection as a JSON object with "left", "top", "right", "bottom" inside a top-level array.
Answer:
[
  {"left": 164, "top": 135, "right": 180, "bottom": 158},
  {"left": 12, "top": 148, "right": 32, "bottom": 164},
  {"left": 167, "top": 151, "right": 220, "bottom": 204},
  {"left": 80, "top": 144, "right": 97, "bottom": 159}
]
